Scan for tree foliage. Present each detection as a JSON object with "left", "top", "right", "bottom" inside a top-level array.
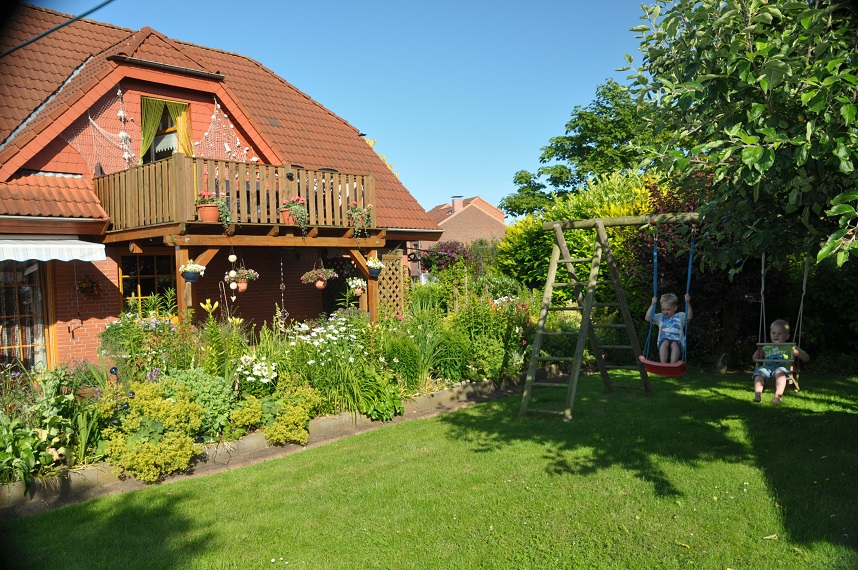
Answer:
[
  {"left": 500, "top": 80, "right": 660, "bottom": 217},
  {"left": 630, "top": 0, "right": 858, "bottom": 268},
  {"left": 497, "top": 171, "right": 655, "bottom": 299}
]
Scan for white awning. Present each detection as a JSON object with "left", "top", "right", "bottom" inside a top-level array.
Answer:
[{"left": 0, "top": 236, "right": 106, "bottom": 262}]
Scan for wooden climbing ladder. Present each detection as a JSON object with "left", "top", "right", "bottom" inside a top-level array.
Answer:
[{"left": 519, "top": 214, "right": 699, "bottom": 420}]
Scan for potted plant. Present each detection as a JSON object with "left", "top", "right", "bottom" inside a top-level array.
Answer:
[
  {"left": 301, "top": 267, "right": 338, "bottom": 289},
  {"left": 179, "top": 260, "right": 206, "bottom": 283},
  {"left": 347, "top": 276, "right": 367, "bottom": 297},
  {"left": 76, "top": 275, "right": 101, "bottom": 298},
  {"left": 366, "top": 256, "right": 385, "bottom": 278},
  {"left": 346, "top": 201, "right": 373, "bottom": 239},
  {"left": 279, "top": 195, "right": 310, "bottom": 237},
  {"left": 197, "top": 190, "right": 230, "bottom": 228},
  {"left": 224, "top": 267, "right": 259, "bottom": 293}
]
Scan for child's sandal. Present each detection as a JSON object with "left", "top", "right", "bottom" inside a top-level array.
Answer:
[
  {"left": 753, "top": 394, "right": 761, "bottom": 403},
  {"left": 771, "top": 396, "right": 782, "bottom": 404}
]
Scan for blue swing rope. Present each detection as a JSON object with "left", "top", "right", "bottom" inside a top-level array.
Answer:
[
  {"left": 643, "top": 240, "right": 658, "bottom": 357},
  {"left": 682, "top": 241, "right": 695, "bottom": 362},
  {"left": 643, "top": 239, "right": 695, "bottom": 361}
]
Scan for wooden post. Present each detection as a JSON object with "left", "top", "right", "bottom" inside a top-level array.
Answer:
[
  {"left": 175, "top": 246, "right": 191, "bottom": 318},
  {"left": 346, "top": 248, "right": 378, "bottom": 321}
]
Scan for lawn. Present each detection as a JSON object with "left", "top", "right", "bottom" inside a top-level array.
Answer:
[{"left": 1, "top": 370, "right": 856, "bottom": 569}]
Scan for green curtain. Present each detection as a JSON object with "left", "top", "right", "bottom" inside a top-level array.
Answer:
[
  {"left": 164, "top": 100, "right": 193, "bottom": 156},
  {"left": 139, "top": 97, "right": 165, "bottom": 159}
]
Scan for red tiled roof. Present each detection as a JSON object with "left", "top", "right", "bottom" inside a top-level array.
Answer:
[
  {"left": 426, "top": 203, "right": 453, "bottom": 224},
  {"left": 0, "top": 4, "right": 438, "bottom": 231},
  {"left": 0, "top": 173, "right": 108, "bottom": 219},
  {"left": 425, "top": 196, "right": 506, "bottom": 243},
  {"left": 435, "top": 206, "right": 506, "bottom": 244}
]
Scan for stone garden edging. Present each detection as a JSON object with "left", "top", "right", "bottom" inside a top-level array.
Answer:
[{"left": 0, "top": 376, "right": 528, "bottom": 520}]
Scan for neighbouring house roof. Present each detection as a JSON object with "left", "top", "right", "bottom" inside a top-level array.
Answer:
[
  {"left": 0, "top": 4, "right": 439, "bottom": 232},
  {"left": 426, "top": 196, "right": 506, "bottom": 243}
]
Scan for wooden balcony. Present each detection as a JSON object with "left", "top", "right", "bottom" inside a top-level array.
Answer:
[{"left": 93, "top": 154, "right": 376, "bottom": 234}]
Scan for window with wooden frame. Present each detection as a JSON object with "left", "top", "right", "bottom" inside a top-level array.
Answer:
[
  {"left": 120, "top": 254, "right": 176, "bottom": 313},
  {"left": 0, "top": 260, "right": 47, "bottom": 370}
]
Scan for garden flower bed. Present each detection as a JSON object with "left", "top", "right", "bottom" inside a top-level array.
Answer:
[{"left": 0, "top": 376, "right": 528, "bottom": 519}]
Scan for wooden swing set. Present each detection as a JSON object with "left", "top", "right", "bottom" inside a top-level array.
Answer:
[{"left": 519, "top": 212, "right": 698, "bottom": 421}]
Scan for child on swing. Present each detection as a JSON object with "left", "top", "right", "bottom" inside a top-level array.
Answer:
[
  {"left": 753, "top": 319, "right": 810, "bottom": 404},
  {"left": 645, "top": 292, "right": 692, "bottom": 364}
]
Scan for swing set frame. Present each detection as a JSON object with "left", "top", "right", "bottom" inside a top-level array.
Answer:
[{"left": 519, "top": 212, "right": 699, "bottom": 420}]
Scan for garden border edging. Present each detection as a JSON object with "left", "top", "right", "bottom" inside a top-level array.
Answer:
[{"left": 1, "top": 376, "right": 530, "bottom": 519}]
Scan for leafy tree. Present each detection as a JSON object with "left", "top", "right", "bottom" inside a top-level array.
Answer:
[
  {"left": 500, "top": 80, "right": 662, "bottom": 217},
  {"left": 630, "top": 0, "right": 858, "bottom": 268}
]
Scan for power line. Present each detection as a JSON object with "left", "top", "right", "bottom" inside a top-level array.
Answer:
[{"left": 0, "top": 0, "right": 117, "bottom": 59}]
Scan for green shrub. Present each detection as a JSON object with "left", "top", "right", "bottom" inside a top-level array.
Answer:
[
  {"left": 171, "top": 368, "right": 235, "bottom": 439},
  {"left": 102, "top": 380, "right": 205, "bottom": 482},
  {"left": 106, "top": 430, "right": 201, "bottom": 483},
  {"left": 262, "top": 402, "right": 310, "bottom": 446},
  {"left": 358, "top": 374, "right": 403, "bottom": 423},
  {"left": 382, "top": 334, "right": 420, "bottom": 389},
  {"left": 434, "top": 328, "right": 469, "bottom": 384},
  {"left": 0, "top": 412, "right": 55, "bottom": 491},
  {"left": 228, "top": 396, "right": 263, "bottom": 434}
]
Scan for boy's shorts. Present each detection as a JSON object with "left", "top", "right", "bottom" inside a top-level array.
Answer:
[
  {"left": 753, "top": 365, "right": 790, "bottom": 380},
  {"left": 658, "top": 338, "right": 683, "bottom": 350}
]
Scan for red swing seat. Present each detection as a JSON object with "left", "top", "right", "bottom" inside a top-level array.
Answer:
[{"left": 639, "top": 355, "right": 687, "bottom": 377}]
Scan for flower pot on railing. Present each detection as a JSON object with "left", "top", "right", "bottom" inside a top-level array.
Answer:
[
  {"left": 279, "top": 210, "right": 295, "bottom": 225},
  {"left": 181, "top": 271, "right": 201, "bottom": 283},
  {"left": 197, "top": 203, "right": 219, "bottom": 222},
  {"left": 354, "top": 287, "right": 364, "bottom": 297}
]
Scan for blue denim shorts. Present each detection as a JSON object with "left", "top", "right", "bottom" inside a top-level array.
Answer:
[{"left": 753, "top": 365, "right": 790, "bottom": 380}]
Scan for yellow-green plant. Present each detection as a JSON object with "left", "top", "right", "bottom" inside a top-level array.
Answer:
[
  {"left": 102, "top": 380, "right": 205, "bottom": 482},
  {"left": 262, "top": 403, "right": 310, "bottom": 446}
]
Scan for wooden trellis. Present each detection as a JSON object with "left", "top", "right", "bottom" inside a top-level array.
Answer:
[{"left": 378, "top": 251, "right": 408, "bottom": 315}]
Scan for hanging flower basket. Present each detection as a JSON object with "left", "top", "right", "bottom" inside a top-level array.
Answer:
[
  {"left": 301, "top": 267, "right": 338, "bottom": 285},
  {"left": 367, "top": 256, "right": 385, "bottom": 278},
  {"left": 315, "top": 279, "right": 327, "bottom": 290},
  {"left": 225, "top": 267, "right": 259, "bottom": 293},
  {"left": 76, "top": 276, "right": 101, "bottom": 299},
  {"left": 179, "top": 261, "right": 206, "bottom": 283}
]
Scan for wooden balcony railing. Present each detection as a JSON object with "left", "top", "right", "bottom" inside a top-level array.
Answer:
[{"left": 94, "top": 154, "right": 376, "bottom": 232}]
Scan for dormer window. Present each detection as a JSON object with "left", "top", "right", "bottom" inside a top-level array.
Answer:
[
  {"left": 140, "top": 97, "right": 193, "bottom": 163},
  {"left": 143, "top": 107, "right": 176, "bottom": 163}
]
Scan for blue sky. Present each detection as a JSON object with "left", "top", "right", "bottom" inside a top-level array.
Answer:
[{"left": 31, "top": 0, "right": 648, "bottom": 213}]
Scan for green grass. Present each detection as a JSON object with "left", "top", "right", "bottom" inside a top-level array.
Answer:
[{"left": 2, "top": 371, "right": 856, "bottom": 569}]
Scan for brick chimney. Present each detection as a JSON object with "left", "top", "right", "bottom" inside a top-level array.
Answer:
[{"left": 451, "top": 196, "right": 464, "bottom": 213}]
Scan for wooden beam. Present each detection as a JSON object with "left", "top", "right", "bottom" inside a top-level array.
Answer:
[
  {"left": 542, "top": 213, "right": 699, "bottom": 231},
  {"left": 102, "top": 224, "right": 186, "bottom": 243},
  {"left": 162, "top": 234, "right": 386, "bottom": 248},
  {"left": 194, "top": 248, "right": 220, "bottom": 267}
]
